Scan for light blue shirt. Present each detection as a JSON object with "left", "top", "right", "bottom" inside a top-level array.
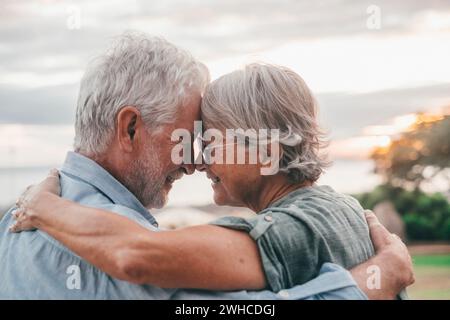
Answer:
[{"left": 0, "top": 152, "right": 367, "bottom": 300}]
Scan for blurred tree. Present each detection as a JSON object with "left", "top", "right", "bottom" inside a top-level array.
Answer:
[
  {"left": 371, "top": 114, "right": 450, "bottom": 190},
  {"left": 355, "top": 184, "right": 450, "bottom": 241}
]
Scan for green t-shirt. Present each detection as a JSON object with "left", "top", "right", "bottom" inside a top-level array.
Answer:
[{"left": 211, "top": 185, "right": 375, "bottom": 291}]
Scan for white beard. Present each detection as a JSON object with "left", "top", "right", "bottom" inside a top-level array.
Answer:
[{"left": 122, "top": 144, "right": 167, "bottom": 209}]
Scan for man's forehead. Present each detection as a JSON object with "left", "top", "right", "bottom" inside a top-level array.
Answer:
[{"left": 169, "top": 96, "right": 201, "bottom": 132}]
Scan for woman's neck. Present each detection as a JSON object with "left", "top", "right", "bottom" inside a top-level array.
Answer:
[{"left": 246, "top": 176, "right": 312, "bottom": 212}]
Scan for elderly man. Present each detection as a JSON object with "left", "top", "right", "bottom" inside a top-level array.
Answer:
[{"left": 0, "top": 33, "right": 413, "bottom": 299}]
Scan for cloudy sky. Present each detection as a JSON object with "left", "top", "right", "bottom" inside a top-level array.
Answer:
[{"left": 1, "top": 0, "right": 450, "bottom": 169}]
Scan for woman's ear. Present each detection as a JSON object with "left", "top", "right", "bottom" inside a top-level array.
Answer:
[{"left": 116, "top": 106, "right": 141, "bottom": 153}]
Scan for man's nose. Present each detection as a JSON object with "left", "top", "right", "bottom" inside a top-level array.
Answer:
[
  {"left": 181, "top": 163, "right": 195, "bottom": 175},
  {"left": 195, "top": 163, "right": 207, "bottom": 172}
]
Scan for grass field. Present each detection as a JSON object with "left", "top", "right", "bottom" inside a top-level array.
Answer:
[{"left": 408, "top": 254, "right": 450, "bottom": 300}]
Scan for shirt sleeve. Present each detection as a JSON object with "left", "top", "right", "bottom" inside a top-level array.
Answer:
[
  {"left": 291, "top": 263, "right": 368, "bottom": 300},
  {"left": 172, "top": 263, "right": 368, "bottom": 300},
  {"left": 210, "top": 212, "right": 319, "bottom": 291}
]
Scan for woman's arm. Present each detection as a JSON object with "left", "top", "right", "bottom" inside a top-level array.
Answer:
[{"left": 11, "top": 173, "right": 266, "bottom": 290}]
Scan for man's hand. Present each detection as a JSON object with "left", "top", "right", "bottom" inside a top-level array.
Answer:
[{"left": 350, "top": 210, "right": 415, "bottom": 299}]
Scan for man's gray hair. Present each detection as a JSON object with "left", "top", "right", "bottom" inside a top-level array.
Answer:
[
  {"left": 74, "top": 32, "right": 210, "bottom": 156},
  {"left": 201, "top": 63, "right": 329, "bottom": 183}
]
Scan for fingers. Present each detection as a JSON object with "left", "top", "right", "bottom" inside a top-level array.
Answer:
[
  {"left": 11, "top": 208, "right": 26, "bottom": 223},
  {"left": 9, "top": 209, "right": 24, "bottom": 232},
  {"left": 8, "top": 221, "right": 31, "bottom": 233},
  {"left": 9, "top": 223, "right": 19, "bottom": 233},
  {"left": 15, "top": 184, "right": 36, "bottom": 209},
  {"left": 47, "top": 168, "right": 60, "bottom": 179},
  {"left": 12, "top": 208, "right": 23, "bottom": 219},
  {"left": 391, "top": 233, "right": 401, "bottom": 241},
  {"left": 9, "top": 169, "right": 60, "bottom": 234},
  {"left": 9, "top": 208, "right": 36, "bottom": 233},
  {"left": 364, "top": 209, "right": 383, "bottom": 230},
  {"left": 9, "top": 219, "right": 24, "bottom": 233},
  {"left": 15, "top": 195, "right": 25, "bottom": 209},
  {"left": 41, "top": 168, "right": 61, "bottom": 195},
  {"left": 365, "top": 210, "right": 392, "bottom": 251}
]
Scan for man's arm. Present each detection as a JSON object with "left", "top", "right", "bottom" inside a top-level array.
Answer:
[
  {"left": 349, "top": 211, "right": 415, "bottom": 300},
  {"left": 173, "top": 262, "right": 368, "bottom": 300},
  {"left": 239, "top": 211, "right": 414, "bottom": 301}
]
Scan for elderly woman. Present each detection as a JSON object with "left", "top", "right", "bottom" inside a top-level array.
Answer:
[{"left": 11, "top": 63, "right": 375, "bottom": 292}]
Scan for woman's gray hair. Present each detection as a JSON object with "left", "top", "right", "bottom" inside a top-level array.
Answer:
[
  {"left": 201, "top": 63, "right": 329, "bottom": 184},
  {"left": 74, "top": 32, "right": 210, "bottom": 156}
]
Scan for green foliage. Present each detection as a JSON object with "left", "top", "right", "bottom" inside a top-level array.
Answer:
[
  {"left": 440, "top": 218, "right": 450, "bottom": 240},
  {"left": 354, "top": 184, "right": 450, "bottom": 241},
  {"left": 403, "top": 213, "right": 437, "bottom": 241}
]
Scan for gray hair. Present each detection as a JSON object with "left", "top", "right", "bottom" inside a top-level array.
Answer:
[
  {"left": 74, "top": 32, "right": 210, "bottom": 156},
  {"left": 201, "top": 63, "right": 329, "bottom": 183}
]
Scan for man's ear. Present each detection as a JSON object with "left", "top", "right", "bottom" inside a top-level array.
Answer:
[{"left": 116, "top": 106, "right": 142, "bottom": 153}]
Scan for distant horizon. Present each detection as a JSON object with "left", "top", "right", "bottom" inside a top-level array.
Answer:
[{"left": 0, "top": 158, "right": 383, "bottom": 208}]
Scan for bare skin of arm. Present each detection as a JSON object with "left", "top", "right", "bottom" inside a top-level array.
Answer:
[
  {"left": 12, "top": 190, "right": 266, "bottom": 290},
  {"left": 11, "top": 171, "right": 414, "bottom": 297}
]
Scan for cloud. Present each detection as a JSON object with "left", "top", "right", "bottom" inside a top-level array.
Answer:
[
  {"left": 0, "top": 84, "right": 78, "bottom": 124},
  {"left": 317, "top": 83, "right": 450, "bottom": 139},
  {"left": 1, "top": 0, "right": 450, "bottom": 67},
  {"left": 1, "top": 0, "right": 450, "bottom": 141},
  {"left": 0, "top": 124, "right": 74, "bottom": 167},
  {"left": 207, "top": 31, "right": 450, "bottom": 93}
]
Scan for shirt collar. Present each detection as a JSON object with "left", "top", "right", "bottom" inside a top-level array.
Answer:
[
  {"left": 61, "top": 151, "right": 158, "bottom": 227},
  {"left": 267, "top": 184, "right": 331, "bottom": 209}
]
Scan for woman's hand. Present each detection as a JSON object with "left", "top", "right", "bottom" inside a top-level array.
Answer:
[{"left": 9, "top": 169, "right": 61, "bottom": 233}]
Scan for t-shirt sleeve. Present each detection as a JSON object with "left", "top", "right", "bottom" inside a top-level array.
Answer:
[{"left": 210, "top": 212, "right": 319, "bottom": 291}]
